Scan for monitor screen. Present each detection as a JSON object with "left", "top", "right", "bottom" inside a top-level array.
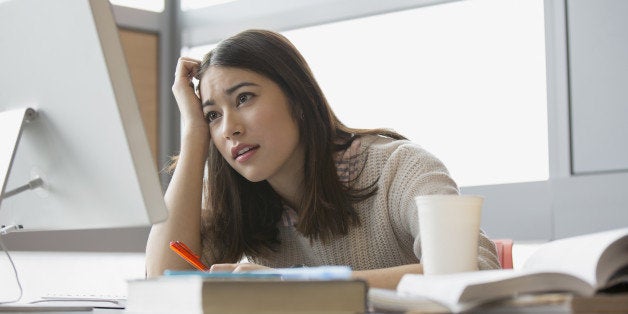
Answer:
[{"left": 0, "top": 0, "right": 168, "bottom": 233}]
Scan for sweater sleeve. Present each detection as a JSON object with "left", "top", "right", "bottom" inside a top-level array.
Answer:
[{"left": 379, "top": 141, "right": 500, "bottom": 270}]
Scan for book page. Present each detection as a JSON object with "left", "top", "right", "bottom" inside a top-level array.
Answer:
[
  {"left": 522, "top": 227, "right": 628, "bottom": 287},
  {"left": 397, "top": 269, "right": 519, "bottom": 310},
  {"left": 397, "top": 269, "right": 593, "bottom": 311},
  {"left": 368, "top": 288, "right": 449, "bottom": 313},
  {"left": 597, "top": 235, "right": 628, "bottom": 288}
]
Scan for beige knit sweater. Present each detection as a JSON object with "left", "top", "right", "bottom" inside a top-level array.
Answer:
[{"left": 210, "top": 135, "right": 500, "bottom": 271}]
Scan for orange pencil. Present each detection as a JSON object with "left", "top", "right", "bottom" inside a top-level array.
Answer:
[{"left": 169, "top": 241, "right": 209, "bottom": 271}]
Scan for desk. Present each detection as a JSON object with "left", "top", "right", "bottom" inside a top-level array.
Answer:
[
  {"left": 0, "top": 252, "right": 145, "bottom": 305},
  {"left": 0, "top": 305, "right": 573, "bottom": 313},
  {"left": 0, "top": 309, "right": 119, "bottom": 314},
  {"left": 1, "top": 247, "right": 579, "bottom": 314}
]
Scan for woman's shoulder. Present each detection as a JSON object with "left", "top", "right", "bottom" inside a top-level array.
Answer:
[
  {"left": 358, "top": 134, "right": 433, "bottom": 161},
  {"left": 334, "top": 134, "right": 413, "bottom": 168},
  {"left": 334, "top": 134, "right": 448, "bottom": 182},
  {"left": 334, "top": 134, "right": 402, "bottom": 183},
  {"left": 359, "top": 134, "right": 459, "bottom": 199},
  {"left": 358, "top": 134, "right": 453, "bottom": 181}
]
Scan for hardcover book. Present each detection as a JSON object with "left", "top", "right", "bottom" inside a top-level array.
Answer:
[{"left": 126, "top": 271, "right": 367, "bottom": 314}]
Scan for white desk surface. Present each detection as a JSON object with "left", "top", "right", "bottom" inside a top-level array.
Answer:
[{"left": 0, "top": 252, "right": 145, "bottom": 305}]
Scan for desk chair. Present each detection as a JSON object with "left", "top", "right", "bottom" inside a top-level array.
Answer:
[{"left": 492, "top": 239, "right": 514, "bottom": 269}]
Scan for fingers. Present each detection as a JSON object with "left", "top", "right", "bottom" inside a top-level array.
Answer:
[
  {"left": 171, "top": 57, "right": 208, "bottom": 130},
  {"left": 233, "top": 263, "right": 271, "bottom": 273},
  {"left": 176, "top": 56, "right": 201, "bottom": 69},
  {"left": 209, "top": 263, "right": 271, "bottom": 273},
  {"left": 209, "top": 263, "right": 238, "bottom": 272},
  {"left": 174, "top": 57, "right": 201, "bottom": 86},
  {"left": 172, "top": 57, "right": 201, "bottom": 99},
  {"left": 179, "top": 56, "right": 201, "bottom": 63}
]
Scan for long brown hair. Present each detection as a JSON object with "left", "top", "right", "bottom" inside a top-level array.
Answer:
[{"left": 174, "top": 29, "right": 405, "bottom": 263}]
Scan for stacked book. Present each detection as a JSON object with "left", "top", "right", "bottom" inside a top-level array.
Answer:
[{"left": 125, "top": 266, "right": 367, "bottom": 314}]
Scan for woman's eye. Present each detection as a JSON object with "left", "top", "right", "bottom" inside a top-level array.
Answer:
[
  {"left": 237, "top": 93, "right": 253, "bottom": 105},
  {"left": 204, "top": 111, "right": 221, "bottom": 122}
]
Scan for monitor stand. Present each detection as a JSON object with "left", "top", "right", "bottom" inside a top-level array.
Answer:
[
  {"left": 0, "top": 107, "right": 40, "bottom": 234},
  {"left": 0, "top": 108, "right": 99, "bottom": 309}
]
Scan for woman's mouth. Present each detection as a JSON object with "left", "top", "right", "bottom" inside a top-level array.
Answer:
[{"left": 232, "top": 145, "right": 260, "bottom": 162}]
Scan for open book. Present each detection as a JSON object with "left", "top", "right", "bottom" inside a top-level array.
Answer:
[{"left": 369, "top": 227, "right": 628, "bottom": 313}]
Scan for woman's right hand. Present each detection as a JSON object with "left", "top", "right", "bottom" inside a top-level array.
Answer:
[
  {"left": 147, "top": 57, "right": 208, "bottom": 277},
  {"left": 172, "top": 57, "right": 208, "bottom": 135}
]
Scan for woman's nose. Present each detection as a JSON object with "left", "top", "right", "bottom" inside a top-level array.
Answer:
[{"left": 222, "top": 112, "right": 243, "bottom": 139}]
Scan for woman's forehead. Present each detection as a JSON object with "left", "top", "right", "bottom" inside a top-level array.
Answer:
[
  {"left": 198, "top": 67, "right": 274, "bottom": 100},
  {"left": 200, "top": 67, "right": 263, "bottom": 87}
]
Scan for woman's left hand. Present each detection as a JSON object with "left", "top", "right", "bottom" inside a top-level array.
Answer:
[{"left": 209, "top": 262, "right": 272, "bottom": 273}]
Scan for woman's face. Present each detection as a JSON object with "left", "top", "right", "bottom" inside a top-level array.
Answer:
[{"left": 199, "top": 66, "right": 303, "bottom": 184}]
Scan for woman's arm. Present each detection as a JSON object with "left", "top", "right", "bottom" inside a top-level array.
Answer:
[
  {"left": 145, "top": 57, "right": 209, "bottom": 277},
  {"left": 352, "top": 264, "right": 423, "bottom": 290},
  {"left": 210, "top": 262, "right": 423, "bottom": 290}
]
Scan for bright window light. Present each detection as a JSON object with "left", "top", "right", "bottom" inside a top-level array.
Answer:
[
  {"left": 180, "top": 0, "right": 238, "bottom": 11},
  {"left": 109, "top": 0, "right": 164, "bottom": 12},
  {"left": 184, "top": 0, "right": 549, "bottom": 187}
]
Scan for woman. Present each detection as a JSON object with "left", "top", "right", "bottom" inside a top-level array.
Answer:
[{"left": 146, "top": 29, "right": 499, "bottom": 289}]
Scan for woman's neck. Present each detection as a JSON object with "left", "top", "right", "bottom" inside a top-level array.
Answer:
[
  {"left": 267, "top": 145, "right": 306, "bottom": 209},
  {"left": 269, "top": 177, "right": 303, "bottom": 209}
]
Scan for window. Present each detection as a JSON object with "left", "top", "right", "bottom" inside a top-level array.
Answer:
[
  {"left": 184, "top": 0, "right": 548, "bottom": 187},
  {"left": 109, "top": 0, "right": 164, "bottom": 12},
  {"left": 180, "top": 0, "right": 238, "bottom": 11}
]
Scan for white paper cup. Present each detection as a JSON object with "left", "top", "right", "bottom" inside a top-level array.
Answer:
[{"left": 416, "top": 195, "right": 483, "bottom": 275}]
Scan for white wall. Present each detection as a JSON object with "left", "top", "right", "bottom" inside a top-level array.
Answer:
[
  {"left": 468, "top": 0, "right": 628, "bottom": 240},
  {"left": 567, "top": 0, "right": 628, "bottom": 174}
]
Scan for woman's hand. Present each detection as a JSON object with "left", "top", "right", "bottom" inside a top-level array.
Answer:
[
  {"left": 172, "top": 57, "right": 207, "bottom": 134},
  {"left": 209, "top": 262, "right": 272, "bottom": 273},
  {"left": 352, "top": 264, "right": 423, "bottom": 289}
]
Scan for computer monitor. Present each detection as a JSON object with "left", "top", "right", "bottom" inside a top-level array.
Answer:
[{"left": 0, "top": 0, "right": 168, "bottom": 234}]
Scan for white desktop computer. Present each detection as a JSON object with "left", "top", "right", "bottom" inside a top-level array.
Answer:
[
  {"left": 0, "top": 0, "right": 168, "bottom": 309},
  {"left": 0, "top": 0, "right": 168, "bottom": 233}
]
